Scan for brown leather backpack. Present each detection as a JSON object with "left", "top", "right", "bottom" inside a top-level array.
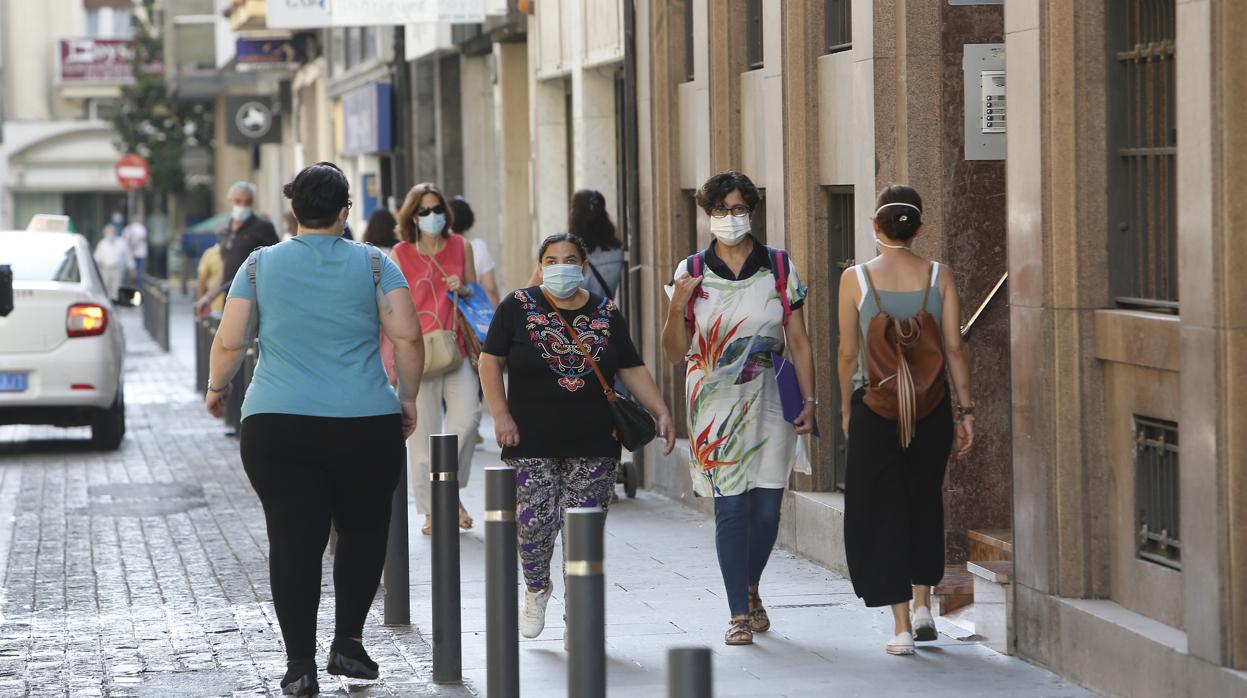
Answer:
[{"left": 861, "top": 263, "right": 947, "bottom": 448}]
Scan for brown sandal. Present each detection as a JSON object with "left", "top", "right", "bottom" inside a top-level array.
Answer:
[
  {"left": 748, "top": 588, "right": 771, "bottom": 633},
  {"left": 724, "top": 618, "right": 754, "bottom": 646}
]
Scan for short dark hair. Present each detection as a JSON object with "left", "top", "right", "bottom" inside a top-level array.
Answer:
[
  {"left": 282, "top": 162, "right": 349, "bottom": 230},
  {"left": 537, "top": 233, "right": 589, "bottom": 262},
  {"left": 363, "top": 208, "right": 399, "bottom": 248},
  {"left": 449, "top": 196, "right": 475, "bottom": 233},
  {"left": 695, "top": 171, "right": 761, "bottom": 214},
  {"left": 568, "top": 189, "right": 621, "bottom": 252},
  {"left": 873, "top": 185, "right": 924, "bottom": 242}
]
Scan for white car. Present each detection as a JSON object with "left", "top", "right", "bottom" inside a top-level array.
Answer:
[{"left": 0, "top": 230, "right": 132, "bottom": 449}]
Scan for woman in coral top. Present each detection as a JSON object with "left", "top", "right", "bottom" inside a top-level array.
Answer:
[{"left": 390, "top": 182, "right": 480, "bottom": 534}]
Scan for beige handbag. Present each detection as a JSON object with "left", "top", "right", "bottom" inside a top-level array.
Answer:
[{"left": 415, "top": 246, "right": 464, "bottom": 378}]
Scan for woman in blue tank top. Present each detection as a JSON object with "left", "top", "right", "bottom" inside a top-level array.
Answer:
[{"left": 836, "top": 185, "right": 976, "bottom": 657}]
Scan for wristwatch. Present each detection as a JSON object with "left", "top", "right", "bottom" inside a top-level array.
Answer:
[
  {"left": 207, "top": 380, "right": 228, "bottom": 394},
  {"left": 803, "top": 397, "right": 819, "bottom": 406}
]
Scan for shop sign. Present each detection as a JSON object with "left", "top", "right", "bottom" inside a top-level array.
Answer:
[
  {"left": 59, "top": 38, "right": 163, "bottom": 83},
  {"left": 342, "top": 83, "right": 392, "bottom": 156},
  {"left": 226, "top": 96, "right": 282, "bottom": 145},
  {"left": 268, "top": 0, "right": 333, "bottom": 29},
  {"left": 236, "top": 38, "right": 303, "bottom": 71}
]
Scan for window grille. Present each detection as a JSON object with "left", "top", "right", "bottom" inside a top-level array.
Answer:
[
  {"left": 746, "top": 0, "right": 764, "bottom": 70},
  {"left": 1134, "top": 417, "right": 1180, "bottom": 569},
  {"left": 684, "top": 0, "right": 695, "bottom": 81},
  {"left": 827, "top": 187, "right": 854, "bottom": 489},
  {"left": 1109, "top": 0, "right": 1177, "bottom": 309},
  {"left": 826, "top": 0, "right": 851, "bottom": 54}
]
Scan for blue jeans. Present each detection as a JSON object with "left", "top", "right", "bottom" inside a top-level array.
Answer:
[{"left": 713, "top": 487, "right": 784, "bottom": 617}]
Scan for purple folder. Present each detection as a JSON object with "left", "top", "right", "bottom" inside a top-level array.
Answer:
[{"left": 772, "top": 352, "right": 820, "bottom": 437}]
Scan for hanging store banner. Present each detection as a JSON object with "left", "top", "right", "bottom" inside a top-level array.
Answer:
[
  {"left": 342, "top": 83, "right": 393, "bottom": 156},
  {"left": 59, "top": 38, "right": 163, "bottom": 83},
  {"left": 225, "top": 96, "right": 282, "bottom": 145},
  {"left": 268, "top": 0, "right": 483, "bottom": 28},
  {"left": 236, "top": 38, "right": 303, "bottom": 71}
]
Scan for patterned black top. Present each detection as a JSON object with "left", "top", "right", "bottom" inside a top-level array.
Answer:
[{"left": 482, "top": 286, "right": 643, "bottom": 459}]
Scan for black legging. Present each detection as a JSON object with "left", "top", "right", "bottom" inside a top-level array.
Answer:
[
  {"left": 843, "top": 387, "right": 953, "bottom": 608},
  {"left": 240, "top": 412, "right": 404, "bottom": 661}
]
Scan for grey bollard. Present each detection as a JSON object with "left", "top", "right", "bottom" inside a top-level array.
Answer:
[
  {"left": 383, "top": 465, "right": 409, "bottom": 625},
  {"left": 566, "top": 507, "right": 606, "bottom": 698},
  {"left": 430, "top": 433, "right": 462, "bottom": 683},
  {"left": 667, "top": 647, "right": 713, "bottom": 698},
  {"left": 485, "top": 466, "right": 519, "bottom": 698}
]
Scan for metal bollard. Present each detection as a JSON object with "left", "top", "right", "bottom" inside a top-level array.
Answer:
[
  {"left": 430, "top": 433, "right": 462, "bottom": 683},
  {"left": 382, "top": 466, "right": 410, "bottom": 625},
  {"left": 566, "top": 507, "right": 606, "bottom": 698},
  {"left": 195, "top": 316, "right": 209, "bottom": 391},
  {"left": 667, "top": 647, "right": 713, "bottom": 698},
  {"left": 485, "top": 466, "right": 519, "bottom": 698}
]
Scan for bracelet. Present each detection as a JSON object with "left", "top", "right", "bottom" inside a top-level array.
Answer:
[
  {"left": 206, "top": 380, "right": 228, "bottom": 394},
  {"left": 803, "top": 397, "right": 819, "bottom": 406},
  {"left": 955, "top": 402, "right": 976, "bottom": 417}
]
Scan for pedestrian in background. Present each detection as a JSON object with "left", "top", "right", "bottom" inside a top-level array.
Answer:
[
  {"left": 449, "top": 196, "right": 499, "bottom": 307},
  {"left": 661, "top": 170, "right": 817, "bottom": 647},
  {"left": 390, "top": 182, "right": 481, "bottom": 535},
  {"left": 570, "top": 189, "right": 625, "bottom": 298},
  {"left": 196, "top": 181, "right": 280, "bottom": 314},
  {"left": 120, "top": 211, "right": 148, "bottom": 280},
  {"left": 204, "top": 162, "right": 425, "bottom": 696},
  {"left": 479, "top": 233, "right": 674, "bottom": 641},
  {"left": 93, "top": 224, "right": 134, "bottom": 300},
  {"left": 195, "top": 242, "right": 225, "bottom": 317},
  {"left": 363, "top": 208, "right": 399, "bottom": 257},
  {"left": 837, "top": 185, "right": 975, "bottom": 657}
]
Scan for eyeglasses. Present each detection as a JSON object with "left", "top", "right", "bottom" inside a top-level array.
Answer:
[
  {"left": 709, "top": 204, "right": 751, "bottom": 218},
  {"left": 416, "top": 204, "right": 445, "bottom": 217}
]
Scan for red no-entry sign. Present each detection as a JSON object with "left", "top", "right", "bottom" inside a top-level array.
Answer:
[{"left": 114, "top": 154, "right": 150, "bottom": 191}]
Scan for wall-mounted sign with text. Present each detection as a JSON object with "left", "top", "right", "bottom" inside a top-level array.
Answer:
[
  {"left": 342, "top": 83, "right": 393, "bottom": 156},
  {"left": 266, "top": 0, "right": 483, "bottom": 28},
  {"left": 236, "top": 38, "right": 304, "bottom": 72},
  {"left": 59, "top": 38, "right": 163, "bottom": 83}
]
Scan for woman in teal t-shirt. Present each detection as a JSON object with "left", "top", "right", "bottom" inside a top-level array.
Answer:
[{"left": 204, "top": 162, "right": 425, "bottom": 696}]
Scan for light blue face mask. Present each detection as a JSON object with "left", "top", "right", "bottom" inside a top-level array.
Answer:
[
  {"left": 417, "top": 213, "right": 445, "bottom": 236},
  {"left": 542, "top": 263, "right": 584, "bottom": 299}
]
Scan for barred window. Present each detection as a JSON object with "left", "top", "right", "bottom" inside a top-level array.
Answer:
[
  {"left": 1108, "top": 0, "right": 1177, "bottom": 310},
  {"left": 684, "top": 0, "right": 695, "bottom": 81},
  {"left": 827, "top": 187, "right": 854, "bottom": 489},
  {"left": 746, "top": 0, "right": 764, "bottom": 70},
  {"left": 1135, "top": 417, "right": 1180, "bottom": 570},
  {"left": 826, "top": 0, "right": 851, "bottom": 54}
]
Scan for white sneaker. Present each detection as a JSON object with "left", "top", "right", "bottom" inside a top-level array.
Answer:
[
  {"left": 887, "top": 631, "right": 916, "bottom": 655},
  {"left": 912, "top": 605, "right": 937, "bottom": 641},
  {"left": 520, "top": 587, "right": 552, "bottom": 639}
]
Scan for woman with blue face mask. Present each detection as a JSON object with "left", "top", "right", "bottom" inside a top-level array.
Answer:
[
  {"left": 478, "top": 233, "right": 675, "bottom": 643},
  {"left": 388, "top": 182, "right": 481, "bottom": 535}
]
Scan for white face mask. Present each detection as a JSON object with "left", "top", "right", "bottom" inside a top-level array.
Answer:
[
  {"left": 709, "top": 215, "right": 751, "bottom": 246},
  {"left": 231, "top": 206, "right": 252, "bottom": 222}
]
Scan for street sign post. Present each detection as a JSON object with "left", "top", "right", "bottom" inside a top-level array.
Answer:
[{"left": 114, "top": 154, "right": 150, "bottom": 191}]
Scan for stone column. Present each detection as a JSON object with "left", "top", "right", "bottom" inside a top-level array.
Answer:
[
  {"left": 707, "top": 0, "right": 747, "bottom": 171},
  {"left": 495, "top": 41, "right": 533, "bottom": 293}
]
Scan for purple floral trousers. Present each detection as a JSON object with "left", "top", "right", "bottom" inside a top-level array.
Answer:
[{"left": 504, "top": 457, "right": 619, "bottom": 591}]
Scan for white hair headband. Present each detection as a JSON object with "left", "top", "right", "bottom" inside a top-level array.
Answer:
[{"left": 874, "top": 202, "right": 922, "bottom": 217}]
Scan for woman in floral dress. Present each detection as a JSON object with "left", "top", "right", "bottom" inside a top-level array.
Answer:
[{"left": 661, "top": 171, "right": 817, "bottom": 646}]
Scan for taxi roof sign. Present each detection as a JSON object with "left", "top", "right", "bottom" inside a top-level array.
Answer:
[{"left": 26, "top": 214, "right": 74, "bottom": 232}]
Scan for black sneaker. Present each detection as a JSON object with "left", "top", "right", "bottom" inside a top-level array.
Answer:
[
  {"left": 281, "top": 659, "right": 319, "bottom": 696},
  {"left": 327, "top": 638, "right": 380, "bottom": 680}
]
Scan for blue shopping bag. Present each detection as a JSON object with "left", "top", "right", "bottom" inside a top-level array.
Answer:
[{"left": 448, "top": 283, "right": 493, "bottom": 343}]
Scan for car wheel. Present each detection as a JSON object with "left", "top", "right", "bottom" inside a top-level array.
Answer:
[{"left": 91, "top": 386, "right": 125, "bottom": 450}]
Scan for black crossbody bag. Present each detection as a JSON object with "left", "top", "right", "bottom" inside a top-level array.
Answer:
[{"left": 539, "top": 288, "right": 656, "bottom": 451}]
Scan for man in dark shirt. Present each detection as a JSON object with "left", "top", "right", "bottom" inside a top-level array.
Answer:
[{"left": 195, "top": 180, "right": 280, "bottom": 315}]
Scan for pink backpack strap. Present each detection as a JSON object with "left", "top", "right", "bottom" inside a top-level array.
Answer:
[
  {"left": 768, "top": 246, "right": 792, "bottom": 325},
  {"left": 683, "top": 253, "right": 703, "bottom": 330}
]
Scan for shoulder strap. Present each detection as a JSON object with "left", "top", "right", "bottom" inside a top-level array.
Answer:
[
  {"left": 243, "top": 249, "right": 261, "bottom": 348},
  {"left": 766, "top": 246, "right": 792, "bottom": 325},
  {"left": 683, "top": 252, "right": 704, "bottom": 329},
  {"left": 919, "top": 262, "right": 935, "bottom": 313},
  {"left": 539, "top": 286, "right": 616, "bottom": 402},
  {"left": 860, "top": 264, "right": 887, "bottom": 316},
  {"left": 365, "top": 244, "right": 392, "bottom": 315},
  {"left": 587, "top": 261, "right": 610, "bottom": 297}
]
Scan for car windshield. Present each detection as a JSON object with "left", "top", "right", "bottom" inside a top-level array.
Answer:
[{"left": 2, "top": 237, "right": 81, "bottom": 282}]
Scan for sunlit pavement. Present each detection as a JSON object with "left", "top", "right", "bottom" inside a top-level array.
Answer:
[{"left": 0, "top": 301, "right": 1097, "bottom": 697}]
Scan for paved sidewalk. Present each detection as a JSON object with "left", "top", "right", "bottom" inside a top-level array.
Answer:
[
  {"left": 0, "top": 307, "right": 469, "bottom": 697},
  {"left": 415, "top": 416, "right": 1098, "bottom": 698}
]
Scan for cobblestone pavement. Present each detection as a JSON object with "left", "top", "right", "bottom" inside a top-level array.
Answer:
[{"left": 0, "top": 307, "right": 473, "bottom": 697}]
